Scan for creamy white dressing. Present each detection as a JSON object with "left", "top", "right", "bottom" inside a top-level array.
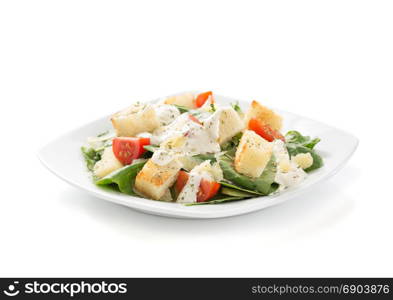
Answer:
[
  {"left": 154, "top": 104, "right": 180, "bottom": 126},
  {"left": 192, "top": 161, "right": 216, "bottom": 181},
  {"left": 87, "top": 131, "right": 115, "bottom": 150},
  {"left": 136, "top": 132, "right": 153, "bottom": 139},
  {"left": 176, "top": 161, "right": 215, "bottom": 203},
  {"left": 210, "top": 162, "right": 224, "bottom": 182},
  {"left": 150, "top": 110, "right": 224, "bottom": 166},
  {"left": 271, "top": 139, "right": 307, "bottom": 190},
  {"left": 203, "top": 108, "right": 222, "bottom": 138},
  {"left": 181, "top": 121, "right": 220, "bottom": 154},
  {"left": 272, "top": 139, "right": 290, "bottom": 163},
  {"left": 176, "top": 173, "right": 202, "bottom": 203},
  {"left": 199, "top": 96, "right": 215, "bottom": 112},
  {"left": 150, "top": 113, "right": 190, "bottom": 145},
  {"left": 275, "top": 164, "right": 307, "bottom": 191},
  {"left": 151, "top": 149, "right": 177, "bottom": 166},
  {"left": 194, "top": 110, "right": 214, "bottom": 122}
]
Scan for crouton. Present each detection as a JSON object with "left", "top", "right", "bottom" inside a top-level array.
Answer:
[
  {"left": 159, "top": 189, "right": 174, "bottom": 202},
  {"left": 93, "top": 147, "right": 123, "bottom": 178},
  {"left": 217, "top": 107, "right": 245, "bottom": 144},
  {"left": 245, "top": 100, "right": 283, "bottom": 131},
  {"left": 234, "top": 130, "right": 273, "bottom": 178},
  {"left": 134, "top": 159, "right": 181, "bottom": 200},
  {"left": 111, "top": 103, "right": 159, "bottom": 137},
  {"left": 164, "top": 93, "right": 195, "bottom": 108}
]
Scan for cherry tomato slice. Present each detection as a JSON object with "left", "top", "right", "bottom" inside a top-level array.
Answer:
[
  {"left": 138, "top": 137, "right": 150, "bottom": 153},
  {"left": 197, "top": 179, "right": 221, "bottom": 202},
  {"left": 112, "top": 137, "right": 150, "bottom": 165},
  {"left": 175, "top": 170, "right": 221, "bottom": 202},
  {"left": 175, "top": 170, "right": 189, "bottom": 194},
  {"left": 195, "top": 91, "right": 213, "bottom": 107},
  {"left": 248, "top": 118, "right": 285, "bottom": 142},
  {"left": 188, "top": 114, "right": 202, "bottom": 125}
]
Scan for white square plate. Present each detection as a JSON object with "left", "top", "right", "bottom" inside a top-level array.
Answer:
[{"left": 38, "top": 93, "right": 358, "bottom": 219}]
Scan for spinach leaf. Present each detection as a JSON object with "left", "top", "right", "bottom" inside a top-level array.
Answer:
[
  {"left": 142, "top": 145, "right": 158, "bottom": 158},
  {"left": 192, "top": 153, "right": 217, "bottom": 162},
  {"left": 143, "top": 145, "right": 159, "bottom": 153},
  {"left": 173, "top": 104, "right": 190, "bottom": 113},
  {"left": 97, "top": 131, "right": 109, "bottom": 137},
  {"left": 144, "top": 146, "right": 217, "bottom": 162},
  {"left": 268, "top": 183, "right": 280, "bottom": 194},
  {"left": 221, "top": 132, "right": 243, "bottom": 152},
  {"left": 231, "top": 101, "right": 242, "bottom": 113},
  {"left": 185, "top": 183, "right": 278, "bottom": 206},
  {"left": 219, "top": 181, "right": 263, "bottom": 195},
  {"left": 255, "top": 156, "right": 277, "bottom": 195},
  {"left": 284, "top": 130, "right": 323, "bottom": 172},
  {"left": 219, "top": 155, "right": 277, "bottom": 195},
  {"left": 81, "top": 146, "right": 102, "bottom": 171},
  {"left": 285, "top": 130, "right": 321, "bottom": 149},
  {"left": 169, "top": 185, "right": 178, "bottom": 201},
  {"left": 219, "top": 156, "right": 255, "bottom": 190},
  {"left": 185, "top": 196, "right": 244, "bottom": 206},
  {"left": 96, "top": 161, "right": 146, "bottom": 195},
  {"left": 220, "top": 187, "right": 255, "bottom": 197},
  {"left": 286, "top": 143, "right": 323, "bottom": 172}
]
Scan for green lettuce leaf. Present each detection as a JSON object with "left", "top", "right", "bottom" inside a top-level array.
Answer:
[
  {"left": 284, "top": 130, "right": 323, "bottom": 172},
  {"left": 97, "top": 131, "right": 109, "bottom": 137},
  {"left": 185, "top": 196, "right": 244, "bottom": 206},
  {"left": 186, "top": 184, "right": 278, "bottom": 206},
  {"left": 220, "top": 187, "right": 255, "bottom": 197},
  {"left": 286, "top": 143, "right": 323, "bottom": 172},
  {"left": 255, "top": 156, "right": 278, "bottom": 194},
  {"left": 268, "top": 183, "right": 279, "bottom": 194},
  {"left": 219, "top": 181, "right": 263, "bottom": 195},
  {"left": 231, "top": 101, "right": 242, "bottom": 113},
  {"left": 96, "top": 161, "right": 147, "bottom": 195},
  {"left": 192, "top": 153, "right": 217, "bottom": 162},
  {"left": 285, "top": 130, "right": 321, "bottom": 149},
  {"left": 219, "top": 155, "right": 277, "bottom": 195},
  {"left": 81, "top": 146, "right": 102, "bottom": 171},
  {"left": 143, "top": 145, "right": 159, "bottom": 153},
  {"left": 173, "top": 104, "right": 190, "bottom": 113},
  {"left": 221, "top": 132, "right": 243, "bottom": 152}
]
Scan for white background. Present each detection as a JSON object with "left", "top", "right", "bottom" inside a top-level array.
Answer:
[{"left": 0, "top": 0, "right": 392, "bottom": 277}]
